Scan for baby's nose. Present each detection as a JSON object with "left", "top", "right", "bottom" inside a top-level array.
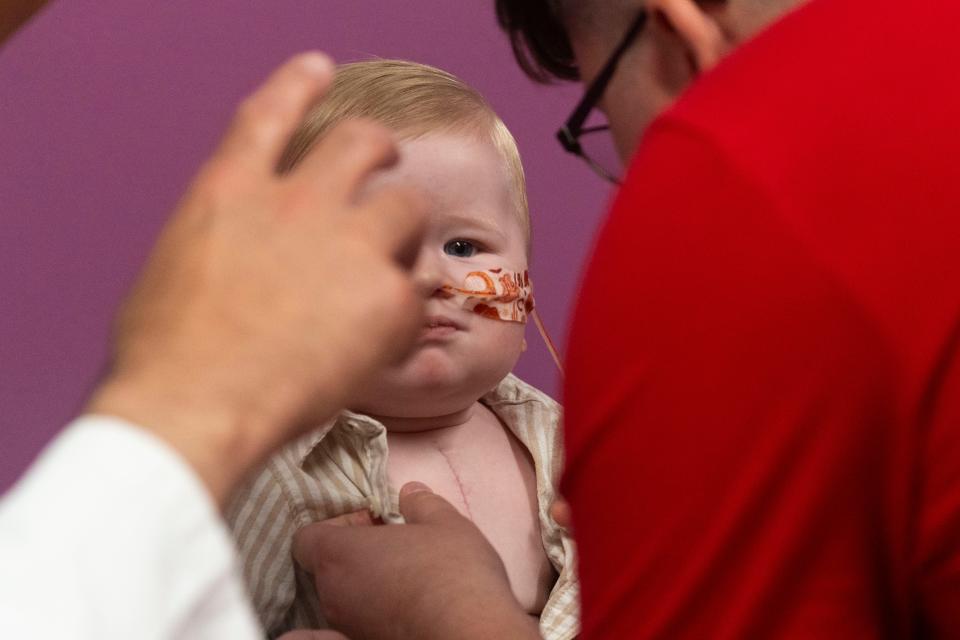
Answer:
[{"left": 411, "top": 254, "right": 447, "bottom": 298}]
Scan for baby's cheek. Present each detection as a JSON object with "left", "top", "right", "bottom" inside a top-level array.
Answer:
[
  {"left": 446, "top": 261, "right": 482, "bottom": 284},
  {"left": 483, "top": 319, "right": 526, "bottom": 358}
]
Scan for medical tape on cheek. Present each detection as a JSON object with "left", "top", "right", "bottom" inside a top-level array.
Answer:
[
  {"left": 440, "top": 268, "right": 564, "bottom": 374},
  {"left": 441, "top": 268, "right": 533, "bottom": 323}
]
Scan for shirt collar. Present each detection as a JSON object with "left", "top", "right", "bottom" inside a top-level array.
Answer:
[{"left": 291, "top": 373, "right": 558, "bottom": 469}]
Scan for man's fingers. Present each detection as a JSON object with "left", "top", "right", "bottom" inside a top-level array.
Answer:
[
  {"left": 291, "top": 508, "right": 377, "bottom": 570},
  {"left": 399, "top": 481, "right": 433, "bottom": 498},
  {"left": 216, "top": 52, "right": 335, "bottom": 173},
  {"left": 550, "top": 498, "right": 573, "bottom": 531},
  {"left": 321, "top": 509, "right": 377, "bottom": 528},
  {"left": 292, "top": 522, "right": 334, "bottom": 572},
  {"left": 398, "top": 481, "right": 468, "bottom": 525},
  {"left": 287, "top": 119, "right": 399, "bottom": 203},
  {"left": 277, "top": 630, "right": 348, "bottom": 640},
  {"left": 349, "top": 185, "right": 428, "bottom": 269}
]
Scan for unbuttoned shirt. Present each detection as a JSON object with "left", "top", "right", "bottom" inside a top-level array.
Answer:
[{"left": 227, "top": 373, "right": 580, "bottom": 640}]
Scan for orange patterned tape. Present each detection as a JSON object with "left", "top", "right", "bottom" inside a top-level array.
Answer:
[{"left": 441, "top": 268, "right": 534, "bottom": 324}]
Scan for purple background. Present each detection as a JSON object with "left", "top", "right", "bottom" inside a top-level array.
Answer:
[{"left": 0, "top": 1, "right": 612, "bottom": 493}]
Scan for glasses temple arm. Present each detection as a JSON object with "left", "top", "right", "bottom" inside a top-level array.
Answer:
[{"left": 564, "top": 11, "right": 648, "bottom": 134}]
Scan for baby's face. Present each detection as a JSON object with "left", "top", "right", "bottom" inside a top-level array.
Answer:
[{"left": 349, "top": 132, "right": 529, "bottom": 419}]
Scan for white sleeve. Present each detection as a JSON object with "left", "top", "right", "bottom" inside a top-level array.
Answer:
[{"left": 0, "top": 415, "right": 264, "bottom": 640}]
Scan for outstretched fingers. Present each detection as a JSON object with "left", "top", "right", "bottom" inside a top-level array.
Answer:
[
  {"left": 215, "top": 52, "right": 335, "bottom": 175},
  {"left": 286, "top": 118, "right": 400, "bottom": 204},
  {"left": 348, "top": 185, "right": 428, "bottom": 270}
]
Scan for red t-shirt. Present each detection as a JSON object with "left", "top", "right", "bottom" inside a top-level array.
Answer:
[{"left": 562, "top": 0, "right": 960, "bottom": 636}]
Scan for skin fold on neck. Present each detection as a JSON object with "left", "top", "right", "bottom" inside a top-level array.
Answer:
[{"left": 364, "top": 403, "right": 479, "bottom": 433}]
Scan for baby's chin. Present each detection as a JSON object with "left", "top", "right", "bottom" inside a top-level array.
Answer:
[{"left": 350, "top": 346, "right": 516, "bottom": 418}]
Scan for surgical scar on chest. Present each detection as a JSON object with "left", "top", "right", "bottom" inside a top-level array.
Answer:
[{"left": 436, "top": 444, "right": 474, "bottom": 519}]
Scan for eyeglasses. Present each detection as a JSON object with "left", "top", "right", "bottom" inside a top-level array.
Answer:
[{"left": 556, "top": 11, "right": 647, "bottom": 184}]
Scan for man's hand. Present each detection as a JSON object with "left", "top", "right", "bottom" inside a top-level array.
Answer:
[
  {"left": 550, "top": 497, "right": 572, "bottom": 531},
  {"left": 0, "top": 0, "right": 49, "bottom": 45},
  {"left": 292, "top": 482, "right": 540, "bottom": 640},
  {"left": 86, "top": 52, "right": 427, "bottom": 505}
]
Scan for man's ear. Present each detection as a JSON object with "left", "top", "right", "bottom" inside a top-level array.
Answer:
[{"left": 648, "top": 0, "right": 729, "bottom": 74}]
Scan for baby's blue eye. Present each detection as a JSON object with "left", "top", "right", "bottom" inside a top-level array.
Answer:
[{"left": 443, "top": 240, "right": 479, "bottom": 258}]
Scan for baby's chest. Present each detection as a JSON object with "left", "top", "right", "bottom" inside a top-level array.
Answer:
[
  {"left": 385, "top": 422, "right": 553, "bottom": 613},
  {"left": 385, "top": 427, "right": 537, "bottom": 525}
]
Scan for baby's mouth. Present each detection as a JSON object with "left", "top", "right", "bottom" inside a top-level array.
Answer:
[{"left": 420, "top": 315, "right": 462, "bottom": 339}]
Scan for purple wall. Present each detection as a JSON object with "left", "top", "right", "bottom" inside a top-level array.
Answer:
[{"left": 0, "top": 1, "right": 611, "bottom": 492}]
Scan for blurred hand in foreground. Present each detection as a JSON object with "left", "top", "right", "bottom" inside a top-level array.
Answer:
[{"left": 87, "top": 52, "right": 427, "bottom": 505}]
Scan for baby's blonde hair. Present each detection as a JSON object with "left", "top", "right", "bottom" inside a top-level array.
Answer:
[{"left": 279, "top": 59, "right": 531, "bottom": 251}]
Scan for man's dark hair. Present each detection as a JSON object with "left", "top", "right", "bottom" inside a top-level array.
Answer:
[{"left": 495, "top": 0, "right": 580, "bottom": 82}]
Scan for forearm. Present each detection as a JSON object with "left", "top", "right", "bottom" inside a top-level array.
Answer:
[{"left": 86, "top": 365, "right": 335, "bottom": 508}]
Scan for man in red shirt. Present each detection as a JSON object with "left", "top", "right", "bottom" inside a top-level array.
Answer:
[{"left": 298, "top": 0, "right": 960, "bottom": 637}]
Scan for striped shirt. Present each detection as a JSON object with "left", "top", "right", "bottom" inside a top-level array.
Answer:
[{"left": 226, "top": 373, "right": 579, "bottom": 639}]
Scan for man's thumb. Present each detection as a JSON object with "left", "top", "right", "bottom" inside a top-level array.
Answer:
[{"left": 398, "top": 481, "right": 463, "bottom": 524}]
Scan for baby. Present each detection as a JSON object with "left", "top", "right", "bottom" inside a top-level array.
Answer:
[{"left": 226, "top": 59, "right": 578, "bottom": 640}]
